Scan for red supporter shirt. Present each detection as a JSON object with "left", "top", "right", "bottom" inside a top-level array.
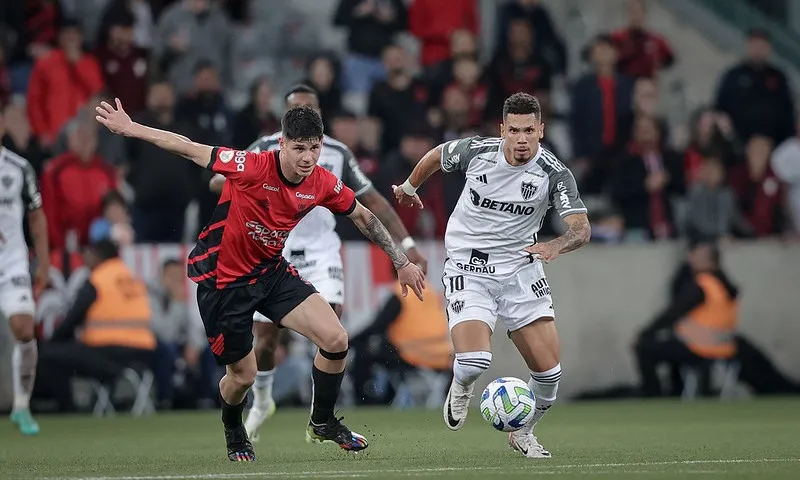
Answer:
[{"left": 188, "top": 148, "right": 357, "bottom": 289}]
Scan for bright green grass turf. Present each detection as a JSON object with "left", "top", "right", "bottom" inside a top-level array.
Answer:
[{"left": 2, "top": 398, "right": 800, "bottom": 479}]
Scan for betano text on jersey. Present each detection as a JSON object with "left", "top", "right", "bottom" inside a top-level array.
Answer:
[{"left": 441, "top": 136, "right": 586, "bottom": 276}]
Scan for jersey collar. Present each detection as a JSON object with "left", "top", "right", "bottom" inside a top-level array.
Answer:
[{"left": 274, "top": 151, "right": 307, "bottom": 187}]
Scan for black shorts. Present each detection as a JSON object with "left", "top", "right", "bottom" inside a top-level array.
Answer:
[{"left": 197, "top": 258, "right": 317, "bottom": 365}]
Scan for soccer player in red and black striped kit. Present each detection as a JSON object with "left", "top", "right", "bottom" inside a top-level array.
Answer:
[{"left": 95, "top": 99, "right": 425, "bottom": 461}]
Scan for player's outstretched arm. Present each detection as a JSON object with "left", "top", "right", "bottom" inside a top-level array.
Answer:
[
  {"left": 347, "top": 201, "right": 426, "bottom": 300},
  {"left": 525, "top": 213, "right": 591, "bottom": 263},
  {"left": 96, "top": 98, "right": 214, "bottom": 168},
  {"left": 392, "top": 144, "right": 443, "bottom": 209}
]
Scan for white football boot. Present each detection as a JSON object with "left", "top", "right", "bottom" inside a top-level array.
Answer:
[
  {"left": 443, "top": 381, "right": 474, "bottom": 430},
  {"left": 244, "top": 397, "right": 276, "bottom": 443},
  {"left": 508, "top": 431, "right": 552, "bottom": 458}
]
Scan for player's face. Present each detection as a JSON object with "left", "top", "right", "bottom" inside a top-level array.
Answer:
[
  {"left": 285, "top": 93, "right": 322, "bottom": 118},
  {"left": 280, "top": 137, "right": 323, "bottom": 178},
  {"left": 501, "top": 114, "right": 544, "bottom": 162}
]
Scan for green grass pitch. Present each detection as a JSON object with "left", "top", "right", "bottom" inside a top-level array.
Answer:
[{"left": 2, "top": 398, "right": 799, "bottom": 479}]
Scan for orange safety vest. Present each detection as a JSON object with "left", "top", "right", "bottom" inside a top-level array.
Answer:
[
  {"left": 387, "top": 282, "right": 453, "bottom": 371},
  {"left": 675, "top": 272, "right": 738, "bottom": 359},
  {"left": 81, "top": 258, "right": 156, "bottom": 350}
]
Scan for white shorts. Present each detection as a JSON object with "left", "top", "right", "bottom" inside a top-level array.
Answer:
[
  {"left": 253, "top": 249, "right": 344, "bottom": 323},
  {"left": 0, "top": 268, "right": 35, "bottom": 318},
  {"left": 442, "top": 259, "right": 554, "bottom": 333}
]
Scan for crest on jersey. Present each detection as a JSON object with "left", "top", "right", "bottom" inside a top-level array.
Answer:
[
  {"left": 450, "top": 299, "right": 464, "bottom": 314},
  {"left": 1, "top": 175, "right": 13, "bottom": 189},
  {"left": 521, "top": 181, "right": 537, "bottom": 200}
]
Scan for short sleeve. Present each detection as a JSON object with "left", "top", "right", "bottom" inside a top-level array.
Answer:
[
  {"left": 341, "top": 148, "right": 373, "bottom": 196},
  {"left": 20, "top": 159, "right": 42, "bottom": 211},
  {"left": 548, "top": 168, "right": 587, "bottom": 217},
  {"left": 440, "top": 136, "right": 501, "bottom": 172},
  {"left": 319, "top": 170, "right": 357, "bottom": 216},
  {"left": 207, "top": 147, "right": 271, "bottom": 186}
]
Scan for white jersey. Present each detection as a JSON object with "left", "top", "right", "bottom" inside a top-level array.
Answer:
[
  {"left": 441, "top": 136, "right": 587, "bottom": 276},
  {"left": 0, "top": 148, "right": 41, "bottom": 270},
  {"left": 247, "top": 133, "right": 373, "bottom": 254}
]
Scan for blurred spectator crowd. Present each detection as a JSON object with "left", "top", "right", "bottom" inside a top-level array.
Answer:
[{"left": 1, "top": 0, "right": 799, "bottom": 254}]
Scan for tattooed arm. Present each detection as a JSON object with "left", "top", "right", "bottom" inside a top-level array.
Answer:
[
  {"left": 348, "top": 201, "right": 426, "bottom": 299},
  {"left": 524, "top": 213, "right": 591, "bottom": 262},
  {"left": 551, "top": 213, "right": 592, "bottom": 254},
  {"left": 348, "top": 201, "right": 409, "bottom": 269}
]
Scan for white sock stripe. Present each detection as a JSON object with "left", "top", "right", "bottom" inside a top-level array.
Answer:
[
  {"left": 531, "top": 371, "right": 562, "bottom": 380},
  {"left": 456, "top": 357, "right": 492, "bottom": 365},
  {"left": 455, "top": 356, "right": 492, "bottom": 364},
  {"left": 257, "top": 369, "right": 275, "bottom": 377},
  {"left": 456, "top": 360, "right": 491, "bottom": 369},
  {"left": 532, "top": 377, "right": 560, "bottom": 385},
  {"left": 531, "top": 364, "right": 562, "bottom": 377}
]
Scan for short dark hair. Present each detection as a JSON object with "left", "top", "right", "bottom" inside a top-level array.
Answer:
[
  {"left": 281, "top": 105, "right": 324, "bottom": 141},
  {"left": 193, "top": 59, "right": 216, "bottom": 76},
  {"left": 88, "top": 239, "right": 119, "bottom": 261},
  {"left": 60, "top": 18, "right": 82, "bottom": 32},
  {"left": 502, "top": 92, "right": 541, "bottom": 121},
  {"left": 747, "top": 28, "right": 771, "bottom": 42},
  {"left": 162, "top": 258, "right": 182, "bottom": 271},
  {"left": 284, "top": 84, "right": 318, "bottom": 103},
  {"left": 101, "top": 190, "right": 126, "bottom": 212}
]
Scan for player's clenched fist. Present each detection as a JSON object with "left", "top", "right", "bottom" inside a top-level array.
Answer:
[
  {"left": 524, "top": 242, "right": 560, "bottom": 263},
  {"left": 392, "top": 184, "right": 424, "bottom": 209},
  {"left": 397, "top": 261, "right": 426, "bottom": 301},
  {"left": 95, "top": 98, "right": 133, "bottom": 136}
]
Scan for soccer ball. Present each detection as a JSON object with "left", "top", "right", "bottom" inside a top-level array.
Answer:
[{"left": 480, "top": 377, "right": 535, "bottom": 432}]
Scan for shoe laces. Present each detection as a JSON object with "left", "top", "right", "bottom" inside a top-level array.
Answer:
[
  {"left": 450, "top": 391, "right": 473, "bottom": 417},
  {"left": 326, "top": 416, "right": 354, "bottom": 442},
  {"left": 226, "top": 425, "right": 251, "bottom": 449},
  {"left": 516, "top": 433, "right": 544, "bottom": 450}
]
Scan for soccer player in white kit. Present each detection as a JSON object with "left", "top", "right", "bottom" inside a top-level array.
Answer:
[
  {"left": 210, "top": 85, "right": 427, "bottom": 441},
  {"left": 393, "top": 93, "right": 591, "bottom": 458},
  {"left": 0, "top": 112, "right": 50, "bottom": 436}
]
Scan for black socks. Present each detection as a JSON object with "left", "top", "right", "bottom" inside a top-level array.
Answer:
[
  {"left": 311, "top": 365, "right": 344, "bottom": 425},
  {"left": 221, "top": 394, "right": 245, "bottom": 429}
]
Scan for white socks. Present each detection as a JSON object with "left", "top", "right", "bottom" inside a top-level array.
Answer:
[
  {"left": 12, "top": 340, "right": 38, "bottom": 411},
  {"left": 521, "top": 363, "right": 562, "bottom": 435},
  {"left": 453, "top": 351, "right": 492, "bottom": 387},
  {"left": 252, "top": 369, "right": 275, "bottom": 409}
]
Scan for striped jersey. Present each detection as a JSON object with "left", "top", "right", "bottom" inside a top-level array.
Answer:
[
  {"left": 0, "top": 147, "right": 41, "bottom": 268},
  {"left": 441, "top": 136, "right": 587, "bottom": 276},
  {"left": 188, "top": 148, "right": 356, "bottom": 289},
  {"left": 247, "top": 132, "right": 372, "bottom": 253}
]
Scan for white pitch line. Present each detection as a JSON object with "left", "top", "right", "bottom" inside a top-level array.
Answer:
[{"left": 43, "top": 458, "right": 800, "bottom": 480}]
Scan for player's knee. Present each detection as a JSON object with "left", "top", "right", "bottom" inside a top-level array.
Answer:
[{"left": 319, "top": 328, "right": 349, "bottom": 359}]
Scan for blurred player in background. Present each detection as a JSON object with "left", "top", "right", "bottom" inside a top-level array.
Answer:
[
  {"left": 210, "top": 84, "right": 427, "bottom": 442},
  {"left": 393, "top": 93, "right": 591, "bottom": 458},
  {"left": 96, "top": 98, "right": 425, "bottom": 461},
  {"left": 0, "top": 109, "right": 50, "bottom": 436}
]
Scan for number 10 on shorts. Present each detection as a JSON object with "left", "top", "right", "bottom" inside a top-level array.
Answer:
[{"left": 447, "top": 275, "right": 464, "bottom": 294}]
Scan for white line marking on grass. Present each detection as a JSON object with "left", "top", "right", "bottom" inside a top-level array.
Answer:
[{"left": 45, "top": 458, "right": 800, "bottom": 480}]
